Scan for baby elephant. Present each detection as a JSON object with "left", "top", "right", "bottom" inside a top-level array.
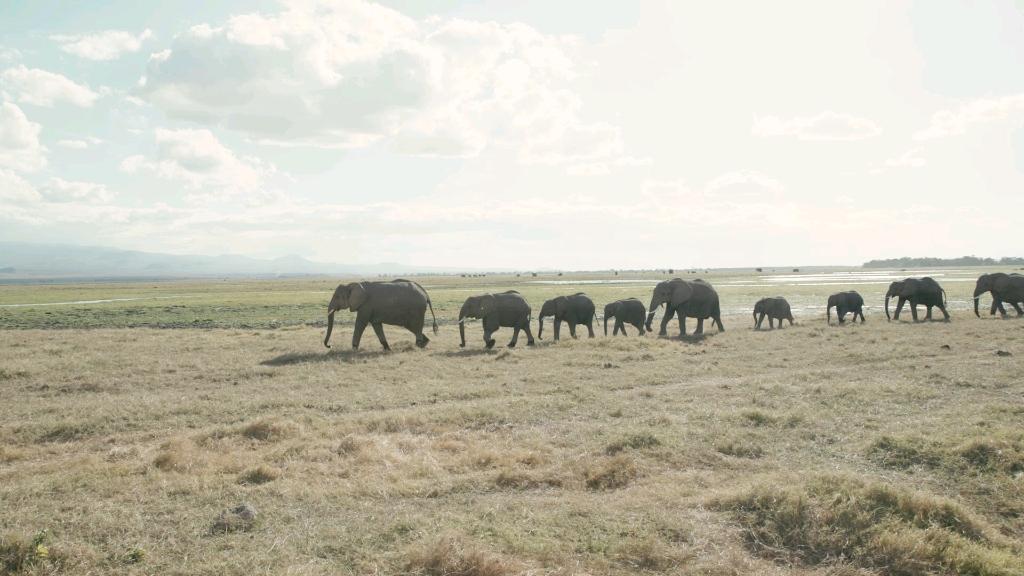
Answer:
[
  {"left": 827, "top": 291, "right": 865, "bottom": 324},
  {"left": 753, "top": 296, "right": 794, "bottom": 329},
  {"left": 604, "top": 298, "right": 647, "bottom": 336}
]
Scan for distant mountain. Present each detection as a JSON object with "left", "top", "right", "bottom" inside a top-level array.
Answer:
[
  {"left": 863, "top": 256, "right": 1024, "bottom": 268},
  {"left": 0, "top": 241, "right": 496, "bottom": 280}
]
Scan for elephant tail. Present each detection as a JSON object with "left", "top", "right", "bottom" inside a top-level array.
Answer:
[
  {"left": 427, "top": 299, "right": 438, "bottom": 335},
  {"left": 941, "top": 287, "right": 947, "bottom": 307}
]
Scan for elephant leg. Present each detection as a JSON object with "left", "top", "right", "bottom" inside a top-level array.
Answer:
[
  {"left": 768, "top": 317, "right": 775, "bottom": 330},
  {"left": 910, "top": 299, "right": 920, "bottom": 322},
  {"left": 508, "top": 326, "right": 520, "bottom": 348},
  {"left": 553, "top": 319, "right": 561, "bottom": 341},
  {"left": 693, "top": 317, "right": 704, "bottom": 335},
  {"left": 567, "top": 320, "right": 578, "bottom": 339},
  {"left": 483, "top": 316, "right": 498, "bottom": 349},
  {"left": 892, "top": 298, "right": 904, "bottom": 320},
  {"left": 715, "top": 316, "right": 724, "bottom": 331},
  {"left": 371, "top": 322, "right": 390, "bottom": 350},
  {"left": 677, "top": 313, "right": 687, "bottom": 336},
  {"left": 522, "top": 321, "right": 536, "bottom": 345},
  {"left": 755, "top": 313, "right": 763, "bottom": 329},
  {"left": 586, "top": 319, "right": 595, "bottom": 338},
  {"left": 1012, "top": 302, "right": 1024, "bottom": 316},
  {"left": 937, "top": 304, "right": 950, "bottom": 321},
  {"left": 614, "top": 318, "right": 623, "bottom": 336},
  {"left": 659, "top": 308, "right": 674, "bottom": 336},
  {"left": 837, "top": 306, "right": 846, "bottom": 323},
  {"left": 635, "top": 321, "right": 645, "bottom": 336},
  {"left": 351, "top": 315, "right": 370, "bottom": 349}
]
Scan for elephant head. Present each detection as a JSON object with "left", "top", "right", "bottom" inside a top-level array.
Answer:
[
  {"left": 324, "top": 282, "right": 367, "bottom": 348},
  {"left": 884, "top": 281, "right": 911, "bottom": 321},
  {"left": 645, "top": 278, "right": 693, "bottom": 331},
  {"left": 537, "top": 296, "right": 568, "bottom": 339},
  {"left": 603, "top": 301, "right": 619, "bottom": 336},
  {"left": 458, "top": 294, "right": 498, "bottom": 347},
  {"left": 753, "top": 298, "right": 766, "bottom": 326},
  {"left": 826, "top": 294, "right": 839, "bottom": 324}
]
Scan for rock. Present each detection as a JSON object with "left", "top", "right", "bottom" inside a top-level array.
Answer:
[
  {"left": 214, "top": 505, "right": 258, "bottom": 532},
  {"left": 996, "top": 350, "right": 1012, "bottom": 357}
]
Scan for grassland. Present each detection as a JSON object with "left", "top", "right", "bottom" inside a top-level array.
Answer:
[{"left": 1, "top": 269, "right": 1022, "bottom": 575}]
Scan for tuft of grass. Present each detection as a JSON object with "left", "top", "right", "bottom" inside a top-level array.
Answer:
[
  {"left": 241, "top": 418, "right": 299, "bottom": 442},
  {"left": 401, "top": 534, "right": 527, "bottom": 576},
  {"left": 613, "top": 537, "right": 690, "bottom": 571},
  {"left": 716, "top": 440, "right": 764, "bottom": 459},
  {"left": 713, "top": 474, "right": 1021, "bottom": 575},
  {"left": 606, "top": 432, "right": 661, "bottom": 454},
  {"left": 740, "top": 409, "right": 778, "bottom": 427},
  {"left": 238, "top": 465, "right": 280, "bottom": 485},
  {"left": 870, "top": 435, "right": 944, "bottom": 469},
  {"left": 0, "top": 530, "right": 51, "bottom": 573},
  {"left": 153, "top": 438, "right": 199, "bottom": 472},
  {"left": 585, "top": 454, "right": 639, "bottom": 490}
]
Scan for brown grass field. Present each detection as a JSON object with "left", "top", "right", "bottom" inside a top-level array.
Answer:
[{"left": 1, "top": 269, "right": 1023, "bottom": 575}]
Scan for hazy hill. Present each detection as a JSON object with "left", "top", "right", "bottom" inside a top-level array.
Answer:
[{"left": 863, "top": 256, "right": 1024, "bottom": 268}]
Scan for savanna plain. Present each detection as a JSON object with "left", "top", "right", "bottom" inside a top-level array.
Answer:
[{"left": 1, "top": 269, "right": 1022, "bottom": 575}]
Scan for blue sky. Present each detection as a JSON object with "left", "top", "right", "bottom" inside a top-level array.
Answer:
[{"left": 1, "top": 0, "right": 1022, "bottom": 268}]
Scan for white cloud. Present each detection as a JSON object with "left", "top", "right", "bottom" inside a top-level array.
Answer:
[
  {"left": 0, "top": 168, "right": 41, "bottom": 202},
  {"left": 58, "top": 140, "right": 88, "bottom": 148},
  {"left": 52, "top": 29, "right": 156, "bottom": 61},
  {"left": 913, "top": 94, "right": 1024, "bottom": 140},
  {"left": 566, "top": 162, "right": 609, "bottom": 176},
  {"left": 39, "top": 177, "right": 115, "bottom": 203},
  {"left": 120, "top": 128, "right": 276, "bottom": 197},
  {"left": 135, "top": 0, "right": 625, "bottom": 163},
  {"left": 704, "top": 170, "right": 785, "bottom": 197},
  {"left": 751, "top": 111, "right": 882, "bottom": 141},
  {"left": 1, "top": 65, "right": 100, "bottom": 107},
  {"left": 0, "top": 47, "right": 21, "bottom": 62},
  {"left": 613, "top": 156, "right": 653, "bottom": 167},
  {"left": 885, "top": 147, "right": 927, "bottom": 168},
  {"left": 0, "top": 101, "right": 47, "bottom": 172}
]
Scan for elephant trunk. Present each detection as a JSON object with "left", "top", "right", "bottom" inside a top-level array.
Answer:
[
  {"left": 884, "top": 294, "right": 891, "bottom": 321},
  {"left": 603, "top": 314, "right": 608, "bottom": 336},
  {"left": 538, "top": 316, "right": 544, "bottom": 339},
  {"left": 973, "top": 287, "right": 983, "bottom": 317},
  {"left": 324, "top": 309, "right": 335, "bottom": 348},
  {"left": 458, "top": 317, "right": 467, "bottom": 347},
  {"left": 827, "top": 304, "right": 831, "bottom": 324},
  {"left": 752, "top": 310, "right": 757, "bottom": 327},
  {"left": 645, "top": 311, "right": 656, "bottom": 332}
]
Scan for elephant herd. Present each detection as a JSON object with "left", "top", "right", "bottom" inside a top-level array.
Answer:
[{"left": 321, "top": 273, "right": 1024, "bottom": 350}]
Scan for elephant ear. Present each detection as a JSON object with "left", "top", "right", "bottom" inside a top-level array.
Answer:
[
  {"left": 669, "top": 279, "right": 694, "bottom": 307},
  {"left": 899, "top": 281, "right": 917, "bottom": 297},
  {"left": 479, "top": 294, "right": 498, "bottom": 317},
  {"left": 555, "top": 296, "right": 569, "bottom": 317},
  {"left": 347, "top": 282, "right": 367, "bottom": 311},
  {"left": 994, "top": 275, "right": 1011, "bottom": 292}
]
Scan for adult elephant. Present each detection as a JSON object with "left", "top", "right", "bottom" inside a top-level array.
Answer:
[
  {"left": 604, "top": 298, "right": 647, "bottom": 336},
  {"left": 645, "top": 278, "right": 724, "bottom": 336},
  {"left": 753, "top": 296, "right": 793, "bottom": 329},
  {"left": 459, "top": 291, "right": 535, "bottom": 349},
  {"left": 973, "top": 272, "right": 1024, "bottom": 317},
  {"left": 538, "top": 293, "right": 596, "bottom": 340},
  {"left": 324, "top": 279, "right": 437, "bottom": 350},
  {"left": 885, "top": 277, "right": 949, "bottom": 322},
  {"left": 827, "top": 291, "right": 865, "bottom": 324}
]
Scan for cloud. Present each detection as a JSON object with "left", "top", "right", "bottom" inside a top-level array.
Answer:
[
  {"left": 0, "top": 101, "right": 47, "bottom": 172},
  {"left": 913, "top": 94, "right": 1024, "bottom": 140},
  {"left": 1, "top": 65, "right": 100, "bottom": 107},
  {"left": 39, "top": 177, "right": 114, "bottom": 203},
  {"left": 751, "top": 111, "right": 882, "bottom": 141},
  {"left": 613, "top": 156, "right": 653, "bottom": 167},
  {"left": 885, "top": 147, "right": 927, "bottom": 168},
  {"left": 704, "top": 169, "right": 785, "bottom": 197},
  {"left": 120, "top": 128, "right": 277, "bottom": 197},
  {"left": 57, "top": 136, "right": 102, "bottom": 149},
  {"left": 566, "top": 162, "right": 609, "bottom": 176},
  {"left": 134, "top": 0, "right": 625, "bottom": 163},
  {"left": 0, "top": 47, "right": 21, "bottom": 61},
  {"left": 0, "top": 168, "right": 41, "bottom": 202},
  {"left": 52, "top": 29, "right": 156, "bottom": 61}
]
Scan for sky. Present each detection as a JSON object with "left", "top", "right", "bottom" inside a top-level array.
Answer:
[{"left": 1, "top": 0, "right": 1023, "bottom": 270}]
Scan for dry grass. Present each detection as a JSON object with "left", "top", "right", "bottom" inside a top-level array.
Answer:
[{"left": 1, "top": 273, "right": 1023, "bottom": 574}]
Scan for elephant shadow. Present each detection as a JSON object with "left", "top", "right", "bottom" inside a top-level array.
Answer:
[
  {"left": 261, "top": 347, "right": 405, "bottom": 366},
  {"left": 431, "top": 348, "right": 500, "bottom": 358},
  {"left": 661, "top": 333, "right": 714, "bottom": 344}
]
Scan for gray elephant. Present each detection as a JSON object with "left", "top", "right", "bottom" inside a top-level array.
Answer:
[
  {"left": 973, "top": 273, "right": 1024, "bottom": 317},
  {"left": 885, "top": 277, "right": 949, "bottom": 321},
  {"left": 538, "top": 293, "right": 596, "bottom": 340},
  {"left": 604, "top": 298, "right": 647, "bottom": 336},
  {"left": 645, "top": 278, "right": 724, "bottom": 336},
  {"left": 753, "top": 297, "right": 794, "bottom": 329},
  {"left": 324, "top": 279, "right": 437, "bottom": 350},
  {"left": 458, "top": 291, "right": 535, "bottom": 349},
  {"left": 827, "top": 291, "right": 865, "bottom": 324}
]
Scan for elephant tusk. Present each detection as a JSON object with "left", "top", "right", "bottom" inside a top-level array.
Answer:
[
  {"left": 457, "top": 318, "right": 466, "bottom": 324},
  {"left": 327, "top": 310, "right": 335, "bottom": 317}
]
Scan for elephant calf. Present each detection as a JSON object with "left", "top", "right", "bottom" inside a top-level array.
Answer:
[
  {"left": 753, "top": 296, "right": 793, "bottom": 329},
  {"left": 538, "top": 293, "right": 596, "bottom": 341},
  {"left": 827, "top": 291, "right": 865, "bottom": 324},
  {"left": 324, "top": 279, "right": 438, "bottom": 350},
  {"left": 458, "top": 291, "right": 535, "bottom": 349},
  {"left": 886, "top": 277, "right": 949, "bottom": 322},
  {"left": 604, "top": 298, "right": 646, "bottom": 336}
]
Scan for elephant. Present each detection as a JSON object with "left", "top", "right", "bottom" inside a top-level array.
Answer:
[
  {"left": 324, "top": 279, "right": 437, "bottom": 350},
  {"left": 827, "top": 291, "right": 865, "bottom": 324},
  {"left": 538, "top": 293, "right": 596, "bottom": 340},
  {"left": 645, "top": 278, "right": 724, "bottom": 336},
  {"left": 604, "top": 298, "right": 647, "bottom": 336},
  {"left": 885, "top": 277, "right": 949, "bottom": 321},
  {"left": 458, "top": 291, "right": 535, "bottom": 349},
  {"left": 973, "top": 273, "right": 1024, "bottom": 317},
  {"left": 753, "top": 296, "right": 794, "bottom": 329}
]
